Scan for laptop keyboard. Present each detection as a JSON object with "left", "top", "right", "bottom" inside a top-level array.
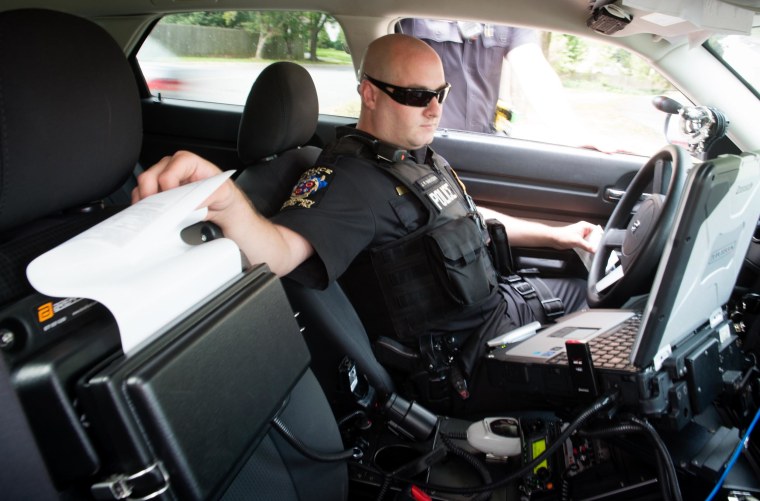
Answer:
[{"left": 549, "top": 313, "right": 641, "bottom": 371}]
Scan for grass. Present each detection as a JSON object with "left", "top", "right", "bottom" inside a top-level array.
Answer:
[
  {"left": 163, "top": 47, "right": 352, "bottom": 65},
  {"left": 314, "top": 48, "right": 352, "bottom": 64}
]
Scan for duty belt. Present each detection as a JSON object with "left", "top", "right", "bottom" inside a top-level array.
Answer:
[{"left": 505, "top": 272, "right": 565, "bottom": 322}]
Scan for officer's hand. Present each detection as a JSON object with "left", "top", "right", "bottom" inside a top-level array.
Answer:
[
  {"left": 552, "top": 221, "right": 601, "bottom": 253},
  {"left": 131, "top": 150, "right": 239, "bottom": 216}
]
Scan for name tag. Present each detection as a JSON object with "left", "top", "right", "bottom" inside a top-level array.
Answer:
[{"left": 416, "top": 173, "right": 440, "bottom": 190}]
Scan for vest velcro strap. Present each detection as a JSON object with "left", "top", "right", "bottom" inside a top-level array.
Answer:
[
  {"left": 540, "top": 297, "right": 565, "bottom": 319},
  {"left": 505, "top": 275, "right": 536, "bottom": 299},
  {"left": 506, "top": 274, "right": 565, "bottom": 322}
]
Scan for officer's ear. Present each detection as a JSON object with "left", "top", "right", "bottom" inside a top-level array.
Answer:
[{"left": 358, "top": 78, "right": 378, "bottom": 109}]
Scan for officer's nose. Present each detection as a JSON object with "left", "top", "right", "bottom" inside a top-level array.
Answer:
[{"left": 424, "top": 95, "right": 442, "bottom": 117}]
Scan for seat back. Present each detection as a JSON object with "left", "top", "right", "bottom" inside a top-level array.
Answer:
[
  {"left": 0, "top": 8, "right": 141, "bottom": 306},
  {"left": 236, "top": 61, "right": 322, "bottom": 217},
  {"left": 235, "top": 62, "right": 396, "bottom": 402},
  {"left": 283, "top": 278, "right": 396, "bottom": 397},
  {"left": 0, "top": 9, "right": 346, "bottom": 500}
]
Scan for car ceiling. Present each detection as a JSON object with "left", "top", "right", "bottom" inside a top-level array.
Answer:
[
  {"left": 1, "top": 0, "right": 756, "bottom": 27},
  {"left": 2, "top": 0, "right": 755, "bottom": 61}
]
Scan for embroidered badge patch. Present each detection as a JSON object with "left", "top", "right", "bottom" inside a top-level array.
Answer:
[{"left": 281, "top": 167, "right": 334, "bottom": 209}]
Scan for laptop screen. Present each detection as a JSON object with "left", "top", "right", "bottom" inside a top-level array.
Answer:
[{"left": 633, "top": 151, "right": 760, "bottom": 367}]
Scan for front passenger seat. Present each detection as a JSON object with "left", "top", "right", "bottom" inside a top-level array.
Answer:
[
  {"left": 236, "top": 61, "right": 322, "bottom": 217},
  {"left": 235, "top": 62, "right": 398, "bottom": 397}
]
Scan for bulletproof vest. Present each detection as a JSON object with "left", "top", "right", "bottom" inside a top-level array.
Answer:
[{"left": 326, "top": 134, "right": 498, "bottom": 340}]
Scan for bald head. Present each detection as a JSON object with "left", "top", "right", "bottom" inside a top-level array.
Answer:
[
  {"left": 360, "top": 34, "right": 442, "bottom": 84},
  {"left": 356, "top": 34, "right": 446, "bottom": 150}
]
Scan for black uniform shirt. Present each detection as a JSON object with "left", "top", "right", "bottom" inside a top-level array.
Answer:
[{"left": 272, "top": 128, "right": 518, "bottom": 361}]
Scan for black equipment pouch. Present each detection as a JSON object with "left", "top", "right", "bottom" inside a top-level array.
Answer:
[
  {"left": 483, "top": 219, "right": 564, "bottom": 323},
  {"left": 486, "top": 218, "right": 514, "bottom": 276},
  {"left": 371, "top": 216, "right": 497, "bottom": 341},
  {"left": 426, "top": 217, "right": 497, "bottom": 306}
]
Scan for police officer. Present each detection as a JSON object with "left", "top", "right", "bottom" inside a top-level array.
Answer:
[
  {"left": 398, "top": 18, "right": 539, "bottom": 133},
  {"left": 399, "top": 18, "right": 577, "bottom": 143},
  {"left": 133, "top": 34, "right": 597, "bottom": 404}
]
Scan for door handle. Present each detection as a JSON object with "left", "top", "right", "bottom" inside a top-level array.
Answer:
[{"left": 605, "top": 188, "right": 652, "bottom": 202}]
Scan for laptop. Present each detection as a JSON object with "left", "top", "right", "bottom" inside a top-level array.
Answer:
[{"left": 496, "top": 150, "right": 760, "bottom": 373}]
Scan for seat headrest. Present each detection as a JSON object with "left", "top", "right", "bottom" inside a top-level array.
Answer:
[
  {"left": 237, "top": 61, "right": 319, "bottom": 164},
  {"left": 0, "top": 9, "right": 142, "bottom": 233}
]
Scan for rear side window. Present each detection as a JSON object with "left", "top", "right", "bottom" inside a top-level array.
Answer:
[
  {"left": 136, "top": 11, "right": 360, "bottom": 117},
  {"left": 398, "top": 18, "right": 690, "bottom": 157}
]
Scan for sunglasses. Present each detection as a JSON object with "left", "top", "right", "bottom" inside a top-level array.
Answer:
[{"left": 363, "top": 74, "right": 451, "bottom": 108}]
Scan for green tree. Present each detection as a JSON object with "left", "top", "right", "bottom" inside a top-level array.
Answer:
[
  {"left": 253, "top": 12, "right": 290, "bottom": 59},
  {"left": 305, "top": 13, "right": 328, "bottom": 62},
  {"left": 562, "top": 35, "right": 587, "bottom": 73},
  {"left": 160, "top": 10, "right": 342, "bottom": 61},
  {"left": 280, "top": 12, "right": 307, "bottom": 59}
]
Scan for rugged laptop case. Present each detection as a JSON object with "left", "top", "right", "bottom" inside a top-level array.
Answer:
[{"left": 77, "top": 266, "right": 311, "bottom": 500}]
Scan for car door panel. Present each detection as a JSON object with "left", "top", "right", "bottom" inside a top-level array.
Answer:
[
  {"left": 432, "top": 132, "right": 648, "bottom": 277},
  {"left": 140, "top": 99, "right": 244, "bottom": 173},
  {"left": 433, "top": 133, "right": 645, "bottom": 224}
]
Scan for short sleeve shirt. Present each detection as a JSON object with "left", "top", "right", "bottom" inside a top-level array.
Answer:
[{"left": 399, "top": 19, "right": 538, "bottom": 133}]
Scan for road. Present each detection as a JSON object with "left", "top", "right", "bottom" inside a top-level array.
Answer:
[{"left": 140, "top": 59, "right": 360, "bottom": 115}]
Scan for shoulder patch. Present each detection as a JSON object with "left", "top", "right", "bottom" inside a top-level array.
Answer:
[{"left": 281, "top": 166, "right": 334, "bottom": 209}]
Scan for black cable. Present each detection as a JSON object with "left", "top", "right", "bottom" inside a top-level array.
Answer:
[
  {"left": 629, "top": 416, "right": 682, "bottom": 501},
  {"left": 440, "top": 434, "right": 492, "bottom": 501},
  {"left": 441, "top": 430, "right": 468, "bottom": 440},
  {"left": 337, "top": 409, "right": 367, "bottom": 428},
  {"left": 271, "top": 416, "right": 362, "bottom": 462},
  {"left": 653, "top": 438, "right": 672, "bottom": 501},
  {"left": 375, "top": 446, "right": 448, "bottom": 501},
  {"left": 579, "top": 423, "right": 671, "bottom": 501},
  {"left": 391, "top": 391, "right": 620, "bottom": 496},
  {"left": 375, "top": 474, "right": 392, "bottom": 501},
  {"left": 346, "top": 460, "right": 393, "bottom": 501}
]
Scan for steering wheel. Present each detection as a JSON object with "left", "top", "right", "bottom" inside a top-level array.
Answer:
[{"left": 587, "top": 145, "right": 690, "bottom": 308}]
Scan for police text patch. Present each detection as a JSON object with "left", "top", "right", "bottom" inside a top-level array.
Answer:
[
  {"left": 282, "top": 167, "right": 334, "bottom": 209},
  {"left": 427, "top": 181, "right": 458, "bottom": 211}
]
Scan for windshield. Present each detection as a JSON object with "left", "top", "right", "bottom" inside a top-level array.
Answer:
[{"left": 705, "top": 14, "right": 760, "bottom": 97}]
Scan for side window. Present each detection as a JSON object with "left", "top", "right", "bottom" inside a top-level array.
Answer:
[
  {"left": 398, "top": 18, "right": 690, "bottom": 157},
  {"left": 136, "top": 11, "right": 360, "bottom": 117}
]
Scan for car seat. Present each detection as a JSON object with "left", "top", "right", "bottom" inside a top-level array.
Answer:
[
  {"left": 236, "top": 61, "right": 323, "bottom": 217},
  {"left": 234, "top": 62, "right": 397, "bottom": 398},
  {"left": 0, "top": 9, "right": 347, "bottom": 500}
]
